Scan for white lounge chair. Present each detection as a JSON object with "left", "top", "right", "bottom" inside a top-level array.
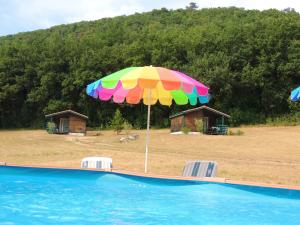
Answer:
[
  {"left": 182, "top": 160, "right": 217, "bottom": 177},
  {"left": 81, "top": 157, "right": 112, "bottom": 170}
]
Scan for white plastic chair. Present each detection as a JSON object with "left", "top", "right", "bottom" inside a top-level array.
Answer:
[{"left": 81, "top": 157, "right": 112, "bottom": 170}]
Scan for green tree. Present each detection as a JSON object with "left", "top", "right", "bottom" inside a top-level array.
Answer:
[
  {"left": 110, "top": 109, "right": 124, "bottom": 134},
  {"left": 0, "top": 7, "right": 299, "bottom": 128},
  {"left": 186, "top": 2, "right": 198, "bottom": 10}
]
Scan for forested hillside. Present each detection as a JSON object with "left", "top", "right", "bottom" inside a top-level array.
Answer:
[{"left": 0, "top": 7, "right": 299, "bottom": 128}]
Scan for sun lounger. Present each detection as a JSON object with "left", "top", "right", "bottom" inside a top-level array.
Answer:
[
  {"left": 182, "top": 160, "right": 217, "bottom": 177},
  {"left": 81, "top": 157, "right": 112, "bottom": 170}
]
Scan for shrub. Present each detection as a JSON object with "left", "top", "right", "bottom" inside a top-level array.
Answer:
[
  {"left": 133, "top": 114, "right": 146, "bottom": 129},
  {"left": 288, "top": 99, "right": 300, "bottom": 114},
  {"left": 110, "top": 109, "right": 124, "bottom": 134},
  {"left": 228, "top": 130, "right": 234, "bottom": 135},
  {"left": 46, "top": 122, "right": 56, "bottom": 134},
  {"left": 181, "top": 127, "right": 191, "bottom": 134},
  {"left": 236, "top": 130, "right": 244, "bottom": 136},
  {"left": 227, "top": 129, "right": 244, "bottom": 136},
  {"left": 195, "top": 119, "right": 204, "bottom": 133},
  {"left": 123, "top": 120, "right": 133, "bottom": 135},
  {"left": 265, "top": 113, "right": 300, "bottom": 126}
]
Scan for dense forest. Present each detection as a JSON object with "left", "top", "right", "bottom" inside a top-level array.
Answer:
[{"left": 0, "top": 7, "right": 299, "bottom": 128}]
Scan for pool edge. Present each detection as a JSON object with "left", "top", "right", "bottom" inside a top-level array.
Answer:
[{"left": 1, "top": 163, "right": 300, "bottom": 191}]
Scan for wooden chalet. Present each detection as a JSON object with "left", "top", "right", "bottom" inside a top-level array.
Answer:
[
  {"left": 45, "top": 110, "right": 88, "bottom": 135},
  {"left": 169, "top": 106, "right": 230, "bottom": 134}
]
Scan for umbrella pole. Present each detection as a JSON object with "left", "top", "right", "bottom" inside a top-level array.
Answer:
[{"left": 145, "top": 89, "right": 151, "bottom": 173}]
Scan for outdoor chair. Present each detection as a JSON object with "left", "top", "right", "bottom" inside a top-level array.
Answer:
[
  {"left": 211, "top": 125, "right": 228, "bottom": 135},
  {"left": 182, "top": 160, "right": 218, "bottom": 177},
  {"left": 217, "top": 125, "right": 228, "bottom": 135},
  {"left": 81, "top": 157, "right": 112, "bottom": 171}
]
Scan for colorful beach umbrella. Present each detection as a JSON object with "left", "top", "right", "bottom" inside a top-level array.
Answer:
[
  {"left": 291, "top": 86, "right": 300, "bottom": 102},
  {"left": 86, "top": 66, "right": 210, "bottom": 172}
]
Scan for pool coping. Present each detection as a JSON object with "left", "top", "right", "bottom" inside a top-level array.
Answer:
[{"left": 1, "top": 163, "right": 300, "bottom": 191}]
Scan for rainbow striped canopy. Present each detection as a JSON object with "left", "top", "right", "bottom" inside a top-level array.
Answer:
[{"left": 86, "top": 66, "right": 209, "bottom": 106}]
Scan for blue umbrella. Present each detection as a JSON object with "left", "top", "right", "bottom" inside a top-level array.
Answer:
[{"left": 291, "top": 87, "right": 300, "bottom": 102}]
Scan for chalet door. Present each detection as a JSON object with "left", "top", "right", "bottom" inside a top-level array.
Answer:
[
  {"left": 59, "top": 118, "right": 69, "bottom": 133},
  {"left": 203, "top": 117, "right": 209, "bottom": 133}
]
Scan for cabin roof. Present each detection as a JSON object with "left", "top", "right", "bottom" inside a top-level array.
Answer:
[
  {"left": 169, "top": 105, "right": 230, "bottom": 119},
  {"left": 45, "top": 110, "right": 88, "bottom": 119}
]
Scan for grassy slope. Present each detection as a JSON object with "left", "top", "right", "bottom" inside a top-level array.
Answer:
[{"left": 1, "top": 126, "right": 300, "bottom": 185}]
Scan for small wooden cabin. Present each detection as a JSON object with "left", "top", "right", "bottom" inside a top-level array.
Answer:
[
  {"left": 169, "top": 106, "right": 230, "bottom": 133},
  {"left": 45, "top": 110, "right": 88, "bottom": 135}
]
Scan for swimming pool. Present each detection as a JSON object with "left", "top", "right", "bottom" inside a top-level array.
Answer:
[{"left": 0, "top": 166, "right": 299, "bottom": 225}]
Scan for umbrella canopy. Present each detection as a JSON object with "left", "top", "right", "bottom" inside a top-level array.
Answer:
[
  {"left": 86, "top": 66, "right": 210, "bottom": 173},
  {"left": 291, "top": 87, "right": 300, "bottom": 102},
  {"left": 86, "top": 66, "right": 209, "bottom": 106}
]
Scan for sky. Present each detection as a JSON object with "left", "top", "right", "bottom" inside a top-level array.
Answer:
[{"left": 0, "top": 0, "right": 299, "bottom": 36}]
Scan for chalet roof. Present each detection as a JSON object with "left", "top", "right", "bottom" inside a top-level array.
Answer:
[
  {"left": 45, "top": 110, "right": 88, "bottom": 119},
  {"left": 169, "top": 105, "right": 230, "bottom": 119}
]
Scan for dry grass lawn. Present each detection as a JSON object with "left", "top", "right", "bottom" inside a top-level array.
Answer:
[{"left": 1, "top": 126, "right": 300, "bottom": 186}]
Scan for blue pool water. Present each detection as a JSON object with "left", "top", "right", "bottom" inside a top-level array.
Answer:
[{"left": 0, "top": 166, "right": 300, "bottom": 225}]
